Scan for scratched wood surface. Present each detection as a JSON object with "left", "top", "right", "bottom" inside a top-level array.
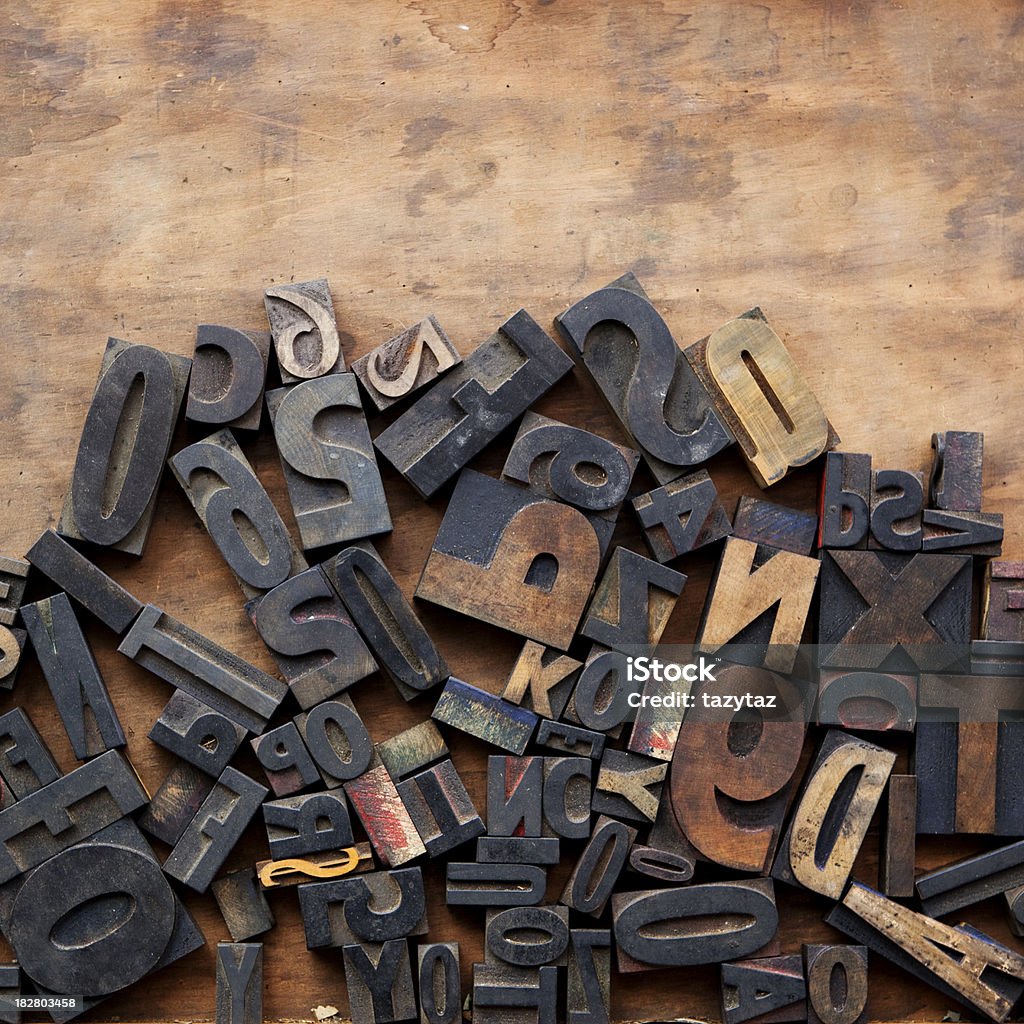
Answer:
[{"left": 2, "top": 1, "right": 1024, "bottom": 1021}]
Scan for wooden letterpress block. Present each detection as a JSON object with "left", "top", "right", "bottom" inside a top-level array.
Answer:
[
  {"left": 345, "top": 764, "right": 427, "bottom": 867},
  {"left": 0, "top": 628, "right": 25, "bottom": 692},
  {"left": 418, "top": 943, "right": 460, "bottom": 1024},
  {"left": 826, "top": 881, "right": 1024, "bottom": 1023},
  {"left": 377, "top": 721, "right": 448, "bottom": 781},
  {"left": 626, "top": 673, "right": 690, "bottom": 762},
  {"left": 352, "top": 315, "right": 461, "bottom": 412},
  {"left": 25, "top": 529, "right": 142, "bottom": 633},
  {"left": 397, "top": 758, "right": 484, "bottom": 857},
  {"left": 593, "top": 749, "right": 666, "bottom": 824},
  {"left": 542, "top": 757, "right": 591, "bottom": 839},
  {"left": 0, "top": 750, "right": 147, "bottom": 883},
  {"left": 1005, "top": 886, "right": 1024, "bottom": 938},
  {"left": 919, "top": 837, "right": 1024, "bottom": 918},
  {"left": 323, "top": 542, "right": 448, "bottom": 700},
  {"left": 21, "top": 593, "right": 126, "bottom": 760},
  {"left": 930, "top": 430, "right": 984, "bottom": 511},
  {"left": 297, "top": 867, "right": 426, "bottom": 947},
  {"left": 264, "top": 277, "right": 344, "bottom": 382},
  {"left": 138, "top": 762, "right": 216, "bottom": 846},
  {"left": 567, "top": 930, "right": 611, "bottom": 1024},
  {"left": 164, "top": 766, "right": 268, "bottom": 893},
  {"left": 0, "top": 557, "right": 29, "bottom": 627},
  {"left": 119, "top": 604, "right": 288, "bottom": 732},
  {"left": 803, "top": 944, "right": 867, "bottom": 1024},
  {"left": 215, "top": 943, "right": 262, "bottom": 1024},
  {"left": 0, "top": 963, "right": 19, "bottom": 1024},
  {"left": 58, "top": 338, "right": 190, "bottom": 555},
  {"left": 487, "top": 755, "right": 543, "bottom": 837},
  {"left": 982, "top": 561, "right": 1024, "bottom": 641},
  {"left": 580, "top": 547, "right": 686, "bottom": 652},
  {"left": 446, "top": 862, "right": 546, "bottom": 907},
  {"left": 695, "top": 538, "right": 819, "bottom": 674},
  {"left": 684, "top": 309, "right": 838, "bottom": 488},
  {"left": 433, "top": 678, "right": 538, "bottom": 755},
  {"left": 917, "top": 673, "right": 1024, "bottom": 834},
  {"left": 502, "top": 641, "right": 581, "bottom": 720},
  {"left": 211, "top": 868, "right": 275, "bottom": 941},
  {"left": 921, "top": 509, "right": 1004, "bottom": 555},
  {"left": 535, "top": 719, "right": 605, "bottom": 760},
  {"left": 818, "top": 551, "right": 972, "bottom": 673},
  {"left": 0, "top": 709, "right": 60, "bottom": 798},
  {"left": 563, "top": 646, "right": 632, "bottom": 739},
  {"left": 344, "top": 940, "right": 417, "bottom": 1024},
  {"left": 250, "top": 722, "right": 320, "bottom": 797},
  {"left": 256, "top": 844, "right": 374, "bottom": 888},
  {"left": 816, "top": 669, "right": 917, "bottom": 732},
  {"left": 720, "top": 955, "right": 806, "bottom": 1024},
  {"left": 819, "top": 452, "right": 871, "bottom": 549},
  {"left": 669, "top": 666, "right": 809, "bottom": 873},
  {"left": 186, "top": 325, "right": 270, "bottom": 431},
  {"left": 148, "top": 690, "right": 246, "bottom": 777},
  {"left": 251, "top": 566, "right": 377, "bottom": 710},
  {"left": 417, "top": 470, "right": 602, "bottom": 651},
  {"left": 772, "top": 730, "right": 895, "bottom": 898},
  {"left": 972, "top": 640, "right": 1024, "bottom": 676},
  {"left": 170, "top": 429, "right": 307, "bottom": 599},
  {"left": 295, "top": 696, "right": 374, "bottom": 786},
  {"left": 264, "top": 790, "right": 354, "bottom": 858},
  {"left": 869, "top": 469, "right": 924, "bottom": 551},
  {"left": 375, "top": 309, "right": 573, "bottom": 499},
  {"left": 632, "top": 470, "right": 732, "bottom": 563},
  {"left": 560, "top": 815, "right": 636, "bottom": 916},
  {"left": 733, "top": 496, "right": 817, "bottom": 556},
  {"left": 266, "top": 374, "right": 392, "bottom": 549},
  {"left": 476, "top": 837, "right": 561, "bottom": 865},
  {"left": 486, "top": 906, "right": 569, "bottom": 966},
  {"left": 880, "top": 774, "right": 917, "bottom": 898},
  {"left": 612, "top": 879, "right": 779, "bottom": 971},
  {"left": 472, "top": 963, "right": 557, "bottom": 1024},
  {"left": 555, "top": 273, "right": 733, "bottom": 483},
  {"left": 627, "top": 845, "right": 695, "bottom": 884}
]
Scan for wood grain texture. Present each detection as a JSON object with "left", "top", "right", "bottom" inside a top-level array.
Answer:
[{"left": 3, "top": 3, "right": 1024, "bottom": 1022}]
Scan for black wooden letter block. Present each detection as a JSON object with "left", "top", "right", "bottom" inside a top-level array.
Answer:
[
  {"left": 819, "top": 452, "right": 871, "bottom": 549},
  {"left": 138, "top": 763, "right": 216, "bottom": 846},
  {"left": 870, "top": 469, "right": 924, "bottom": 551},
  {"left": 568, "top": 930, "right": 611, "bottom": 1024},
  {"left": 446, "top": 863, "right": 547, "bottom": 907},
  {"left": 0, "top": 557, "right": 29, "bottom": 628},
  {"left": 418, "top": 943, "right": 460, "bottom": 1024},
  {"left": 148, "top": 691, "right": 245, "bottom": 777},
  {"left": 721, "top": 955, "right": 806, "bottom": 1024},
  {"left": 215, "top": 943, "right": 263, "bottom": 1024},
  {"left": 930, "top": 431, "right": 984, "bottom": 511},
  {"left": 0, "top": 627, "right": 24, "bottom": 693},
  {"left": 633, "top": 470, "right": 732, "bottom": 562},
  {"left": 251, "top": 722, "right": 320, "bottom": 798},
  {"left": 487, "top": 756, "right": 543, "bottom": 837},
  {"left": 472, "top": 963, "right": 557, "bottom": 1024},
  {"left": 187, "top": 325, "right": 270, "bottom": 431},
  {"left": 486, "top": 906, "right": 569, "bottom": 967},
  {"left": 264, "top": 790, "right": 354, "bottom": 859},
  {"left": 0, "top": 709, "right": 60, "bottom": 799},
  {"left": 211, "top": 868, "right": 275, "bottom": 942},
  {"left": 397, "top": 759, "right": 484, "bottom": 857},
  {"left": 561, "top": 815, "right": 636, "bottom": 916},
  {"left": 296, "top": 697, "right": 374, "bottom": 787},
  {"left": 817, "top": 670, "right": 917, "bottom": 732},
  {"left": 344, "top": 940, "right": 417, "bottom": 1024},
  {"left": 542, "top": 757, "right": 591, "bottom": 839}
]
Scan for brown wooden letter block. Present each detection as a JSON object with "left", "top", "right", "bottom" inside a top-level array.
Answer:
[
  {"left": 485, "top": 906, "right": 569, "bottom": 967},
  {"left": 377, "top": 721, "right": 448, "bottom": 781},
  {"left": 446, "top": 862, "right": 547, "bottom": 907},
  {"left": 817, "top": 669, "right": 917, "bottom": 732},
  {"left": 417, "top": 470, "right": 601, "bottom": 651},
  {"left": 21, "top": 593, "right": 125, "bottom": 760},
  {"left": 632, "top": 469, "right": 732, "bottom": 563},
  {"left": 720, "top": 955, "right": 806, "bottom": 1024},
  {"left": 252, "top": 566, "right": 377, "bottom": 710},
  {"left": 1005, "top": 885, "right": 1024, "bottom": 938},
  {"left": 58, "top": 338, "right": 191, "bottom": 555},
  {"left": 0, "top": 557, "right": 28, "bottom": 628},
  {"left": 670, "top": 665, "right": 809, "bottom": 874},
  {"left": 264, "top": 277, "right": 344, "bottom": 382},
  {"left": 266, "top": 374, "right": 392, "bottom": 550},
  {"left": 982, "top": 562, "right": 1024, "bottom": 641},
  {"left": 250, "top": 722, "right": 320, "bottom": 798},
  {"left": 580, "top": 547, "right": 685, "bottom": 652},
  {"left": 612, "top": 879, "right": 779, "bottom": 971},
  {"left": 352, "top": 315, "right": 461, "bottom": 412},
  {"left": 916, "top": 673, "right": 1024, "bottom": 835},
  {"left": 880, "top": 774, "right": 917, "bottom": 898},
  {"left": 375, "top": 308, "right": 573, "bottom": 499},
  {"left": 542, "top": 757, "right": 591, "bottom": 839},
  {"left": 0, "top": 709, "right": 60, "bottom": 799},
  {"left": 568, "top": 930, "right": 610, "bottom": 1024},
  {"left": 487, "top": 756, "right": 543, "bottom": 837},
  {"left": 916, "top": 837, "right": 1024, "bottom": 918},
  {"left": 25, "top": 529, "right": 142, "bottom": 634},
  {"left": 256, "top": 843, "right": 374, "bottom": 889},
  {"left": 502, "top": 641, "right": 581, "bottom": 720},
  {"left": 344, "top": 940, "right": 416, "bottom": 1024},
  {"left": 418, "top": 943, "right": 460, "bottom": 1024},
  {"left": 295, "top": 696, "right": 375, "bottom": 787},
  {"left": 869, "top": 469, "right": 924, "bottom": 551},
  {"left": 215, "top": 943, "right": 262, "bottom": 1024},
  {"left": 397, "top": 758, "right": 484, "bottom": 857},
  {"left": 684, "top": 309, "right": 837, "bottom": 488},
  {"left": 345, "top": 764, "right": 427, "bottom": 868},
  {"left": 819, "top": 452, "right": 871, "bottom": 549},
  {"left": 323, "top": 542, "right": 448, "bottom": 701},
  {"left": 0, "top": 628, "right": 25, "bottom": 692},
  {"left": 148, "top": 690, "right": 246, "bottom": 777},
  {"left": 535, "top": 719, "right": 606, "bottom": 760},
  {"left": 211, "top": 868, "right": 275, "bottom": 942},
  {"left": 827, "top": 881, "right": 1024, "bottom": 1023},
  {"left": 563, "top": 646, "right": 632, "bottom": 739},
  {"left": 803, "top": 945, "right": 867, "bottom": 1024},
  {"left": 138, "top": 762, "right": 216, "bottom": 846},
  {"left": 818, "top": 551, "right": 972, "bottom": 673},
  {"left": 733, "top": 496, "right": 818, "bottom": 556},
  {"left": 593, "top": 750, "right": 666, "bottom": 824},
  {"left": 555, "top": 273, "right": 733, "bottom": 484},
  {"left": 695, "top": 538, "right": 819, "bottom": 674},
  {"left": 163, "top": 766, "right": 269, "bottom": 893},
  {"left": 560, "top": 815, "right": 636, "bottom": 916},
  {"left": 264, "top": 790, "right": 354, "bottom": 858},
  {"left": 432, "top": 678, "right": 538, "bottom": 755},
  {"left": 772, "top": 730, "right": 895, "bottom": 898},
  {"left": 921, "top": 509, "right": 1003, "bottom": 555},
  {"left": 119, "top": 604, "right": 288, "bottom": 733},
  {"left": 930, "top": 430, "right": 984, "bottom": 511},
  {"left": 187, "top": 325, "right": 270, "bottom": 431},
  {"left": 170, "top": 429, "right": 307, "bottom": 600}
]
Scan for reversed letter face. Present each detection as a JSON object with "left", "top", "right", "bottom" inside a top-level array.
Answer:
[
  {"left": 264, "top": 278, "right": 344, "bottom": 382},
  {"left": 186, "top": 325, "right": 270, "bottom": 431}
]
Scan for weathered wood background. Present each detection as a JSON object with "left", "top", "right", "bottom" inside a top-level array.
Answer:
[{"left": 2, "top": 1, "right": 1023, "bottom": 1021}]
